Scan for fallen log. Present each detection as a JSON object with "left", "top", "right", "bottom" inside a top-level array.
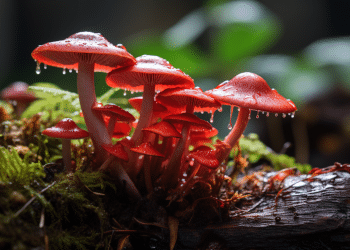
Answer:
[{"left": 177, "top": 171, "right": 350, "bottom": 250}]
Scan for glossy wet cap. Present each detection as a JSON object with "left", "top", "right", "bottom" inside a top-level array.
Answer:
[
  {"left": 142, "top": 121, "right": 182, "bottom": 138},
  {"left": 130, "top": 142, "right": 165, "bottom": 157},
  {"left": 205, "top": 72, "right": 297, "bottom": 113},
  {"left": 102, "top": 143, "right": 128, "bottom": 161},
  {"left": 42, "top": 118, "right": 89, "bottom": 139},
  {"left": 106, "top": 55, "right": 195, "bottom": 92},
  {"left": 188, "top": 145, "right": 219, "bottom": 169},
  {"left": 92, "top": 102, "right": 135, "bottom": 123},
  {"left": 32, "top": 31, "right": 136, "bottom": 72},
  {"left": 156, "top": 87, "right": 221, "bottom": 113}
]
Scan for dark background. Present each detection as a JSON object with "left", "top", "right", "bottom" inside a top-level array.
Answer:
[{"left": 1, "top": 0, "right": 350, "bottom": 167}]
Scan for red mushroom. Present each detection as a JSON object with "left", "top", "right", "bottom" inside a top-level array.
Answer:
[
  {"left": 130, "top": 142, "right": 165, "bottom": 193},
  {"left": 205, "top": 72, "right": 297, "bottom": 162},
  {"left": 32, "top": 31, "right": 136, "bottom": 165},
  {"left": 1, "top": 81, "right": 37, "bottom": 117},
  {"left": 92, "top": 102, "right": 135, "bottom": 138},
  {"left": 106, "top": 55, "right": 195, "bottom": 145},
  {"left": 42, "top": 118, "right": 89, "bottom": 173}
]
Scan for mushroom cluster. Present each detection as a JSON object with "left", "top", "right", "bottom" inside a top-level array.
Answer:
[{"left": 33, "top": 31, "right": 297, "bottom": 198}]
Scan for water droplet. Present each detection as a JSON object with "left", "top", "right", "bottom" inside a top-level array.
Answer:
[
  {"left": 36, "top": 62, "right": 41, "bottom": 74},
  {"left": 69, "top": 69, "right": 73, "bottom": 73},
  {"left": 201, "top": 111, "right": 204, "bottom": 114},
  {"left": 275, "top": 113, "right": 278, "bottom": 117},
  {"left": 248, "top": 113, "right": 251, "bottom": 120},
  {"left": 43, "top": 64, "right": 47, "bottom": 70},
  {"left": 266, "top": 112, "right": 269, "bottom": 117},
  {"left": 218, "top": 107, "right": 223, "bottom": 112},
  {"left": 262, "top": 111, "right": 265, "bottom": 114},
  {"left": 291, "top": 112, "right": 295, "bottom": 118},
  {"left": 282, "top": 113, "right": 286, "bottom": 118},
  {"left": 210, "top": 112, "right": 214, "bottom": 123},
  {"left": 62, "top": 68, "right": 66, "bottom": 74},
  {"left": 189, "top": 160, "right": 194, "bottom": 166},
  {"left": 123, "top": 90, "right": 127, "bottom": 96},
  {"left": 130, "top": 91, "right": 134, "bottom": 94},
  {"left": 256, "top": 111, "right": 260, "bottom": 119},
  {"left": 228, "top": 123, "right": 232, "bottom": 130},
  {"left": 75, "top": 69, "right": 79, "bottom": 73}
]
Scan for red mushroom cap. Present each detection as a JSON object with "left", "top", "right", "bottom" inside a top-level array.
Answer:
[
  {"left": 142, "top": 121, "right": 182, "bottom": 138},
  {"left": 31, "top": 31, "right": 136, "bottom": 72},
  {"left": 205, "top": 72, "right": 297, "bottom": 113},
  {"left": 102, "top": 143, "right": 128, "bottom": 161},
  {"left": 156, "top": 87, "right": 221, "bottom": 113},
  {"left": 1, "top": 82, "right": 37, "bottom": 103},
  {"left": 128, "top": 96, "right": 167, "bottom": 114},
  {"left": 105, "top": 55, "right": 195, "bottom": 92},
  {"left": 163, "top": 113, "right": 213, "bottom": 131},
  {"left": 187, "top": 145, "right": 219, "bottom": 169},
  {"left": 42, "top": 118, "right": 89, "bottom": 139},
  {"left": 130, "top": 142, "right": 165, "bottom": 157},
  {"left": 92, "top": 102, "right": 135, "bottom": 123}
]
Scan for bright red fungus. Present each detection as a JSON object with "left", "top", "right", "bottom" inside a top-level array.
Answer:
[
  {"left": 205, "top": 72, "right": 297, "bottom": 162},
  {"left": 42, "top": 118, "right": 89, "bottom": 173},
  {"left": 32, "top": 31, "right": 136, "bottom": 165},
  {"left": 106, "top": 55, "right": 195, "bottom": 145}
]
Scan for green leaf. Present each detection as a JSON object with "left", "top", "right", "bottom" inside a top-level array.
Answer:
[{"left": 208, "top": 0, "right": 281, "bottom": 63}]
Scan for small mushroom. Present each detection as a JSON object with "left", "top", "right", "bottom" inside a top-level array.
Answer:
[
  {"left": 130, "top": 142, "right": 165, "bottom": 194},
  {"left": 1, "top": 81, "right": 37, "bottom": 117},
  {"left": 42, "top": 118, "right": 89, "bottom": 173}
]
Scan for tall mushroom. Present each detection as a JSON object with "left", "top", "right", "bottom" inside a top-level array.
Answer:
[
  {"left": 106, "top": 55, "right": 194, "bottom": 145},
  {"left": 205, "top": 72, "right": 297, "bottom": 163},
  {"left": 32, "top": 31, "right": 136, "bottom": 165},
  {"left": 42, "top": 118, "right": 89, "bottom": 173}
]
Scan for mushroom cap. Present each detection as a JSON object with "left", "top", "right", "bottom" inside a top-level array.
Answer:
[
  {"left": 130, "top": 142, "right": 165, "bottom": 157},
  {"left": 1, "top": 82, "right": 37, "bottom": 103},
  {"left": 163, "top": 113, "right": 213, "bottom": 131},
  {"left": 102, "top": 143, "right": 128, "bottom": 161},
  {"left": 156, "top": 87, "right": 221, "bottom": 113},
  {"left": 105, "top": 55, "right": 195, "bottom": 92},
  {"left": 142, "top": 121, "right": 182, "bottom": 138},
  {"left": 92, "top": 102, "right": 135, "bottom": 123},
  {"left": 102, "top": 116, "right": 132, "bottom": 138},
  {"left": 42, "top": 118, "right": 89, "bottom": 139},
  {"left": 128, "top": 96, "right": 167, "bottom": 114},
  {"left": 187, "top": 145, "right": 219, "bottom": 169},
  {"left": 205, "top": 72, "right": 297, "bottom": 113},
  {"left": 31, "top": 31, "right": 136, "bottom": 72}
]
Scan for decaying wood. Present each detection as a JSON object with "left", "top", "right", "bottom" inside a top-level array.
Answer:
[{"left": 176, "top": 171, "right": 350, "bottom": 250}]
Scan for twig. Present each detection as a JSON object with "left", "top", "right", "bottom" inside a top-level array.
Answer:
[{"left": 12, "top": 181, "right": 56, "bottom": 219}]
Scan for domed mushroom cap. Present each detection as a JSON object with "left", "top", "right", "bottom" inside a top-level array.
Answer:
[
  {"left": 163, "top": 113, "right": 213, "bottom": 131},
  {"left": 130, "top": 142, "right": 165, "bottom": 157},
  {"left": 156, "top": 87, "right": 221, "bottom": 113},
  {"left": 187, "top": 145, "right": 219, "bottom": 169},
  {"left": 142, "top": 121, "right": 182, "bottom": 138},
  {"left": 102, "top": 143, "right": 128, "bottom": 161},
  {"left": 42, "top": 118, "right": 89, "bottom": 139},
  {"left": 1, "top": 82, "right": 37, "bottom": 103},
  {"left": 205, "top": 72, "right": 297, "bottom": 113},
  {"left": 106, "top": 55, "right": 195, "bottom": 92},
  {"left": 31, "top": 31, "right": 136, "bottom": 72},
  {"left": 92, "top": 102, "right": 135, "bottom": 123}
]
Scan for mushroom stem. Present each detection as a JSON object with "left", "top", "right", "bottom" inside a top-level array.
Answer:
[
  {"left": 61, "top": 139, "right": 72, "bottom": 173},
  {"left": 107, "top": 116, "right": 118, "bottom": 138},
  {"left": 161, "top": 123, "right": 190, "bottom": 188},
  {"left": 219, "top": 107, "right": 251, "bottom": 163},
  {"left": 99, "top": 155, "right": 142, "bottom": 201},
  {"left": 77, "top": 61, "right": 111, "bottom": 165},
  {"left": 131, "top": 84, "right": 155, "bottom": 145}
]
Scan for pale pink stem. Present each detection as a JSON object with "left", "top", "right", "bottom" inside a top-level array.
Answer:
[
  {"left": 131, "top": 84, "right": 155, "bottom": 145},
  {"left": 107, "top": 115, "right": 118, "bottom": 138},
  {"left": 77, "top": 61, "right": 111, "bottom": 166},
  {"left": 219, "top": 107, "right": 251, "bottom": 163}
]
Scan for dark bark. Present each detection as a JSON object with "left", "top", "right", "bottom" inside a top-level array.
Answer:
[{"left": 176, "top": 171, "right": 350, "bottom": 250}]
